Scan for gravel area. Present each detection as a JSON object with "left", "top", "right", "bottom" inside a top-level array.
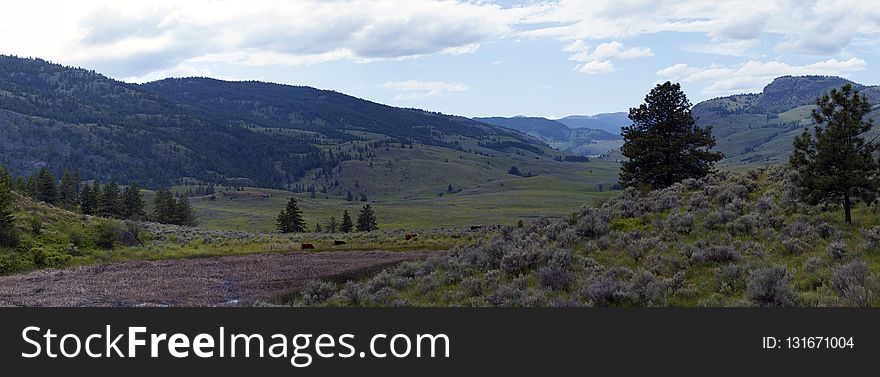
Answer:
[{"left": 0, "top": 250, "right": 435, "bottom": 307}]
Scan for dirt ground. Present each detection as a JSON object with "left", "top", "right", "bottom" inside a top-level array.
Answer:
[{"left": 0, "top": 250, "right": 435, "bottom": 307}]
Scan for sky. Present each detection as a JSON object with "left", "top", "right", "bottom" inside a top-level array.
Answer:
[{"left": 0, "top": 0, "right": 878, "bottom": 118}]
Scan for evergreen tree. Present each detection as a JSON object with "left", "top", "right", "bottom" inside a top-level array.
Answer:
[
  {"left": 79, "top": 183, "right": 99, "bottom": 215},
  {"left": 790, "top": 84, "right": 878, "bottom": 224},
  {"left": 276, "top": 198, "right": 306, "bottom": 233},
  {"left": 326, "top": 216, "right": 339, "bottom": 233},
  {"left": 356, "top": 204, "right": 378, "bottom": 232},
  {"left": 36, "top": 167, "right": 59, "bottom": 205},
  {"left": 346, "top": 190, "right": 353, "bottom": 201},
  {"left": 26, "top": 175, "right": 37, "bottom": 198},
  {"left": 153, "top": 189, "right": 176, "bottom": 223},
  {"left": 175, "top": 196, "right": 198, "bottom": 226},
  {"left": 120, "top": 183, "right": 146, "bottom": 220},
  {"left": 58, "top": 169, "right": 79, "bottom": 210},
  {"left": 620, "top": 82, "right": 723, "bottom": 189},
  {"left": 14, "top": 177, "right": 26, "bottom": 193},
  {"left": 98, "top": 181, "right": 121, "bottom": 217},
  {"left": 340, "top": 210, "right": 353, "bottom": 233},
  {"left": 314, "top": 221, "right": 323, "bottom": 233},
  {"left": 0, "top": 167, "right": 18, "bottom": 247}
]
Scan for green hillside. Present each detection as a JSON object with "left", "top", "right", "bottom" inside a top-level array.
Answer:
[
  {"left": 288, "top": 167, "right": 880, "bottom": 307},
  {"left": 695, "top": 76, "right": 880, "bottom": 167},
  {"left": 0, "top": 56, "right": 536, "bottom": 189}
]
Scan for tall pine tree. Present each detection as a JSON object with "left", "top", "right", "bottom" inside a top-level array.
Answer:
[
  {"left": 790, "top": 84, "right": 878, "bottom": 224},
  {"left": 153, "top": 189, "right": 176, "bottom": 224},
  {"left": 36, "top": 167, "right": 58, "bottom": 205},
  {"left": 80, "top": 183, "right": 98, "bottom": 215},
  {"left": 98, "top": 181, "right": 121, "bottom": 218},
  {"left": 120, "top": 183, "right": 146, "bottom": 220},
  {"left": 340, "top": 210, "right": 353, "bottom": 233},
  {"left": 620, "top": 82, "right": 722, "bottom": 189},
  {"left": 58, "top": 169, "right": 79, "bottom": 210},
  {"left": 175, "top": 196, "right": 197, "bottom": 226},
  {"left": 356, "top": 204, "right": 378, "bottom": 232},
  {"left": 276, "top": 198, "right": 306, "bottom": 233}
]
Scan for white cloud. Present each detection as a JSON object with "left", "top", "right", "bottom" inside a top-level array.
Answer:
[
  {"left": 1, "top": 0, "right": 878, "bottom": 82},
  {"left": 383, "top": 80, "right": 469, "bottom": 100},
  {"left": 657, "top": 57, "right": 868, "bottom": 96},
  {"left": 564, "top": 40, "right": 652, "bottom": 74},
  {"left": 576, "top": 60, "right": 616, "bottom": 75},
  {"left": 521, "top": 0, "right": 880, "bottom": 57},
  {"left": 0, "top": 0, "right": 541, "bottom": 78}
]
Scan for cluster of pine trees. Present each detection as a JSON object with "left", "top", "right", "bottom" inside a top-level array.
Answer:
[
  {"left": 276, "top": 198, "right": 377, "bottom": 234},
  {"left": 9, "top": 166, "right": 196, "bottom": 226},
  {"left": 151, "top": 189, "right": 198, "bottom": 226}
]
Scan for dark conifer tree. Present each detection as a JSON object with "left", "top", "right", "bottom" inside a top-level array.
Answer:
[
  {"left": 356, "top": 204, "right": 378, "bottom": 232},
  {"left": 175, "top": 196, "right": 198, "bottom": 226},
  {"left": 153, "top": 189, "right": 176, "bottom": 223},
  {"left": 36, "top": 167, "right": 59, "bottom": 205},
  {"left": 98, "top": 181, "right": 121, "bottom": 217},
  {"left": 79, "top": 183, "right": 98, "bottom": 215},
  {"left": 120, "top": 183, "right": 146, "bottom": 220},
  {"left": 276, "top": 198, "right": 305, "bottom": 233},
  {"left": 58, "top": 169, "right": 79, "bottom": 210},
  {"left": 340, "top": 210, "right": 353, "bottom": 233},
  {"left": 620, "top": 81, "right": 722, "bottom": 189},
  {"left": 790, "top": 84, "right": 878, "bottom": 224}
]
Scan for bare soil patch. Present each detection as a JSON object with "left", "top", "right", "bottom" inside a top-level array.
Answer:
[{"left": 0, "top": 250, "right": 436, "bottom": 307}]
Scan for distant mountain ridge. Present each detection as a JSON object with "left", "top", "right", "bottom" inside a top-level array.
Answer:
[
  {"left": 556, "top": 112, "right": 630, "bottom": 135},
  {"left": 0, "top": 55, "right": 542, "bottom": 188},
  {"left": 474, "top": 115, "right": 623, "bottom": 156}
]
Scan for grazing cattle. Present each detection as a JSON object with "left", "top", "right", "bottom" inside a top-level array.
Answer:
[
  {"left": 333, "top": 240, "right": 347, "bottom": 245},
  {"left": 405, "top": 233, "right": 418, "bottom": 240},
  {"left": 301, "top": 243, "right": 315, "bottom": 250},
  {"left": 470, "top": 225, "right": 483, "bottom": 230}
]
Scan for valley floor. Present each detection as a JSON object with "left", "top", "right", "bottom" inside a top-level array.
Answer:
[{"left": 0, "top": 250, "right": 437, "bottom": 307}]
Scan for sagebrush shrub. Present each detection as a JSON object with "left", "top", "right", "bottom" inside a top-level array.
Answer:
[
  {"left": 746, "top": 265, "right": 797, "bottom": 307},
  {"left": 830, "top": 260, "right": 874, "bottom": 307},
  {"left": 301, "top": 280, "right": 337, "bottom": 306},
  {"left": 827, "top": 240, "right": 848, "bottom": 261},
  {"left": 583, "top": 277, "right": 632, "bottom": 307},
  {"left": 539, "top": 266, "right": 573, "bottom": 291},
  {"left": 690, "top": 244, "right": 740, "bottom": 264},
  {"left": 862, "top": 226, "right": 880, "bottom": 252}
]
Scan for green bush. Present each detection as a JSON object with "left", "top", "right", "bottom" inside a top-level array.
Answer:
[
  {"left": 31, "top": 246, "right": 72, "bottom": 268},
  {"left": 96, "top": 221, "right": 123, "bottom": 249}
]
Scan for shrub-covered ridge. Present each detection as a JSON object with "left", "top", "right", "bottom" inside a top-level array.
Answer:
[{"left": 290, "top": 167, "right": 880, "bottom": 307}]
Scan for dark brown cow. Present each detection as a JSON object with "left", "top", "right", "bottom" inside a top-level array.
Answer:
[
  {"left": 404, "top": 233, "right": 418, "bottom": 240},
  {"left": 301, "top": 243, "right": 316, "bottom": 250},
  {"left": 333, "top": 240, "right": 347, "bottom": 245}
]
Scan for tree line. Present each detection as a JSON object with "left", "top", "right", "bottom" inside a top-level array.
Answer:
[
  {"left": 8, "top": 166, "right": 196, "bottom": 227},
  {"left": 276, "top": 198, "right": 378, "bottom": 234}
]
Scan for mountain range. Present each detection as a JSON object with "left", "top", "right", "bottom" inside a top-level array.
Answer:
[
  {"left": 1, "top": 54, "right": 878, "bottom": 191},
  {"left": 473, "top": 116, "right": 624, "bottom": 156},
  {"left": 479, "top": 76, "right": 880, "bottom": 165},
  {"left": 0, "top": 55, "right": 539, "bottom": 189}
]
